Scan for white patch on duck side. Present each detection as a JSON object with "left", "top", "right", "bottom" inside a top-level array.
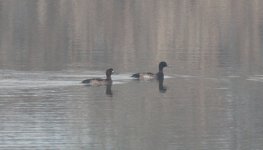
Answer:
[
  {"left": 89, "top": 79, "right": 108, "bottom": 86},
  {"left": 140, "top": 73, "right": 155, "bottom": 80}
]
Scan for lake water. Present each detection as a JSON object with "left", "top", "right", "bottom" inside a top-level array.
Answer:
[{"left": 0, "top": 0, "right": 263, "bottom": 150}]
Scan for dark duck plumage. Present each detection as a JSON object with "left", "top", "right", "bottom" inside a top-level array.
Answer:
[
  {"left": 131, "top": 61, "right": 168, "bottom": 80},
  {"left": 82, "top": 68, "right": 114, "bottom": 86}
]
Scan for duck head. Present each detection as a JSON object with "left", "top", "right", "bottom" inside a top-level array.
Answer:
[
  {"left": 159, "top": 61, "right": 168, "bottom": 71},
  {"left": 106, "top": 68, "right": 114, "bottom": 80}
]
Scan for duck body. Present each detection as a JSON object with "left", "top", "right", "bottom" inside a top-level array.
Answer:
[
  {"left": 82, "top": 78, "right": 112, "bottom": 86},
  {"left": 131, "top": 61, "right": 167, "bottom": 80},
  {"left": 131, "top": 72, "right": 155, "bottom": 80},
  {"left": 82, "top": 68, "right": 114, "bottom": 86}
]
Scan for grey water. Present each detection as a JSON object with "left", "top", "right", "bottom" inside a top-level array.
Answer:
[{"left": 1, "top": 0, "right": 263, "bottom": 149}]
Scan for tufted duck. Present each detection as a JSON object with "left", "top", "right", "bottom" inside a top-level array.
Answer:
[
  {"left": 82, "top": 68, "right": 114, "bottom": 86},
  {"left": 131, "top": 61, "right": 168, "bottom": 80}
]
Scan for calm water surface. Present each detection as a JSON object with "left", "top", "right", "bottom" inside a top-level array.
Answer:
[{"left": 0, "top": 0, "right": 263, "bottom": 150}]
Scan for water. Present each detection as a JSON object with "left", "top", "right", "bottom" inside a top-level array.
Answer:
[{"left": 1, "top": 0, "right": 263, "bottom": 149}]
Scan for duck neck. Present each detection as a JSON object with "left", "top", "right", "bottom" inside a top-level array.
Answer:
[
  {"left": 106, "top": 75, "right": 111, "bottom": 80},
  {"left": 157, "top": 72, "right": 164, "bottom": 80},
  {"left": 159, "top": 67, "right": 164, "bottom": 72}
]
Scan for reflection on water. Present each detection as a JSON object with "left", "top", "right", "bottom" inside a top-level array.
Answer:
[
  {"left": 158, "top": 78, "right": 167, "bottom": 93},
  {"left": 105, "top": 84, "right": 113, "bottom": 96},
  {"left": 0, "top": 0, "right": 263, "bottom": 150}
]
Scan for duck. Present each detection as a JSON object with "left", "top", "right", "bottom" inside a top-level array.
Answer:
[
  {"left": 82, "top": 68, "right": 114, "bottom": 86},
  {"left": 131, "top": 61, "right": 168, "bottom": 80}
]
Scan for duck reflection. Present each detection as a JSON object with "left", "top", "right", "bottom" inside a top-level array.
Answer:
[
  {"left": 156, "top": 66, "right": 167, "bottom": 93},
  {"left": 158, "top": 77, "right": 167, "bottom": 93},
  {"left": 105, "top": 83, "right": 113, "bottom": 96},
  {"left": 83, "top": 83, "right": 113, "bottom": 96}
]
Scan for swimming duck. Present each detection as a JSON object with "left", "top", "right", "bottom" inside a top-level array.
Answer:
[
  {"left": 82, "top": 68, "right": 114, "bottom": 86},
  {"left": 131, "top": 61, "right": 168, "bottom": 80}
]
